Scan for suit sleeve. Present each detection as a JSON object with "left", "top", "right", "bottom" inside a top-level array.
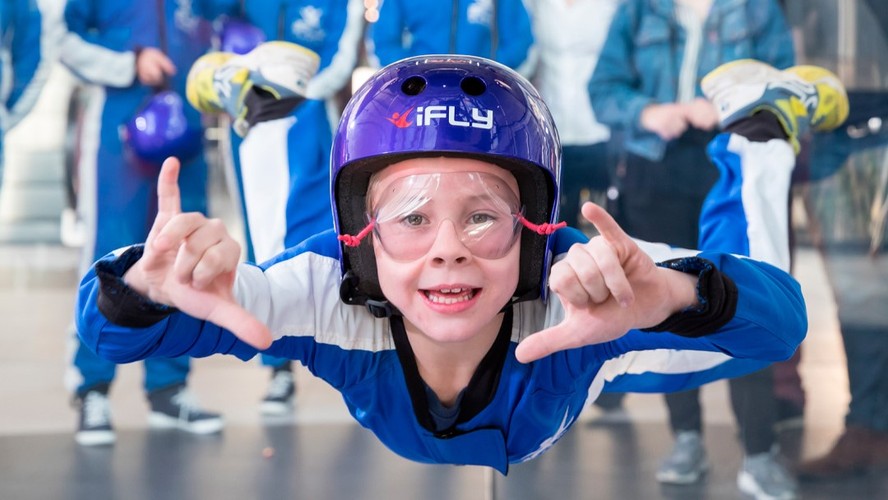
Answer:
[
  {"left": 59, "top": 0, "right": 137, "bottom": 87},
  {"left": 305, "top": 0, "right": 364, "bottom": 100}
]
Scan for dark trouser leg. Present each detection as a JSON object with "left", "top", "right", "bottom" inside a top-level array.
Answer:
[
  {"left": 560, "top": 143, "right": 611, "bottom": 228},
  {"left": 665, "top": 389, "right": 703, "bottom": 434},
  {"left": 729, "top": 366, "right": 777, "bottom": 455},
  {"left": 842, "top": 326, "right": 888, "bottom": 432},
  {"left": 772, "top": 348, "right": 805, "bottom": 408}
]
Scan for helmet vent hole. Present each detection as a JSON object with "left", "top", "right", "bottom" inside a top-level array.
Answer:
[
  {"left": 401, "top": 76, "right": 427, "bottom": 95},
  {"left": 460, "top": 76, "right": 486, "bottom": 96}
]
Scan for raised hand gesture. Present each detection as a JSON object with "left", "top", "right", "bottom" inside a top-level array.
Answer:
[
  {"left": 515, "top": 203, "right": 699, "bottom": 363},
  {"left": 123, "top": 158, "right": 272, "bottom": 349}
]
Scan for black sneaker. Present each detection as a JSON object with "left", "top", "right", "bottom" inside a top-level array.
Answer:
[
  {"left": 147, "top": 383, "right": 224, "bottom": 434},
  {"left": 75, "top": 384, "right": 115, "bottom": 446},
  {"left": 260, "top": 364, "right": 296, "bottom": 416}
]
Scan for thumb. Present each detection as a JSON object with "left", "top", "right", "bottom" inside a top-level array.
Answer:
[
  {"left": 205, "top": 299, "right": 273, "bottom": 349},
  {"left": 159, "top": 53, "right": 177, "bottom": 76},
  {"left": 515, "top": 322, "right": 577, "bottom": 364}
]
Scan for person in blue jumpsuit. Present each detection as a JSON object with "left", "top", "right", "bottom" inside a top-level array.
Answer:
[
  {"left": 366, "top": 0, "right": 534, "bottom": 74},
  {"left": 59, "top": 0, "right": 224, "bottom": 446},
  {"left": 201, "top": 1, "right": 364, "bottom": 412},
  {"left": 0, "top": 0, "right": 58, "bottom": 190},
  {"left": 73, "top": 56, "right": 838, "bottom": 472}
]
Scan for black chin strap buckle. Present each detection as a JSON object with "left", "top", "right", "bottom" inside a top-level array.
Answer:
[
  {"left": 339, "top": 271, "right": 395, "bottom": 318},
  {"left": 365, "top": 299, "right": 395, "bottom": 318}
]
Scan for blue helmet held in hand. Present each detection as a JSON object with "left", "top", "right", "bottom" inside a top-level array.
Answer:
[
  {"left": 124, "top": 90, "right": 203, "bottom": 167},
  {"left": 217, "top": 18, "right": 266, "bottom": 55}
]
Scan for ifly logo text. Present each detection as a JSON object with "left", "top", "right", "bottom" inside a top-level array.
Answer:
[{"left": 387, "top": 106, "right": 494, "bottom": 130}]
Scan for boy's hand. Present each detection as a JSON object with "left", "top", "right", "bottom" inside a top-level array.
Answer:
[
  {"left": 514, "top": 203, "right": 699, "bottom": 363},
  {"left": 123, "top": 158, "right": 272, "bottom": 349}
]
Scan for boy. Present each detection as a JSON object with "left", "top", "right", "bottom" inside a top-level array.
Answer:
[{"left": 75, "top": 55, "right": 838, "bottom": 473}]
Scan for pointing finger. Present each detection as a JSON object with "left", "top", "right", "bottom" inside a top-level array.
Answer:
[
  {"left": 581, "top": 202, "right": 634, "bottom": 255},
  {"left": 157, "top": 157, "right": 182, "bottom": 216}
]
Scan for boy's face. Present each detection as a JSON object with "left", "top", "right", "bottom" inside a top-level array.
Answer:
[{"left": 369, "top": 157, "right": 522, "bottom": 344}]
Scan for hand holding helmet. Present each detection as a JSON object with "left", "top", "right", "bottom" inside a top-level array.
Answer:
[
  {"left": 136, "top": 47, "right": 177, "bottom": 87},
  {"left": 186, "top": 41, "right": 320, "bottom": 136}
]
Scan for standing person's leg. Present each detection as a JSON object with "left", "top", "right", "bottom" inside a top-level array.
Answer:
[
  {"left": 772, "top": 351, "right": 805, "bottom": 429},
  {"left": 140, "top": 146, "right": 223, "bottom": 434},
  {"left": 798, "top": 248, "right": 888, "bottom": 479},
  {"left": 665, "top": 390, "right": 703, "bottom": 437},
  {"left": 560, "top": 142, "right": 611, "bottom": 229},
  {"left": 68, "top": 337, "right": 117, "bottom": 446},
  {"left": 559, "top": 145, "right": 587, "bottom": 229},
  {"left": 68, "top": 87, "right": 149, "bottom": 446},
  {"left": 841, "top": 326, "right": 888, "bottom": 452},
  {"left": 617, "top": 140, "right": 717, "bottom": 484},
  {"left": 656, "top": 388, "right": 709, "bottom": 484},
  {"left": 773, "top": 197, "right": 806, "bottom": 428},
  {"left": 239, "top": 101, "right": 335, "bottom": 414},
  {"left": 239, "top": 116, "right": 298, "bottom": 414},
  {"left": 730, "top": 368, "right": 778, "bottom": 456}
]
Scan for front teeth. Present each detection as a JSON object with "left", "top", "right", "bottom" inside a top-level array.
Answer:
[{"left": 427, "top": 288, "right": 475, "bottom": 304}]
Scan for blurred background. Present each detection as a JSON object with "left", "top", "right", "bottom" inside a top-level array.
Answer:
[{"left": 0, "top": 0, "right": 886, "bottom": 499}]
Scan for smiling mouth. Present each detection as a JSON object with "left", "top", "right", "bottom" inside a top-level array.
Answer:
[{"left": 423, "top": 287, "right": 478, "bottom": 305}]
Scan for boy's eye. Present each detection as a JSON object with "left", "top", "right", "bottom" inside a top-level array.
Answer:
[
  {"left": 468, "top": 213, "right": 496, "bottom": 225},
  {"left": 402, "top": 213, "right": 427, "bottom": 226}
]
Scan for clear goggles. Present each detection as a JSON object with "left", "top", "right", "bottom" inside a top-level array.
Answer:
[{"left": 338, "top": 171, "right": 565, "bottom": 262}]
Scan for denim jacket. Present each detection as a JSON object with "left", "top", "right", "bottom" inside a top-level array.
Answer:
[{"left": 588, "top": 0, "right": 794, "bottom": 161}]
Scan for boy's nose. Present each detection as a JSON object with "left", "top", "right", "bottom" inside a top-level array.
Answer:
[{"left": 428, "top": 219, "right": 470, "bottom": 264}]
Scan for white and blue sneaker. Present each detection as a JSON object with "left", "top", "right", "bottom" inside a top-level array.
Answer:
[{"left": 701, "top": 59, "right": 849, "bottom": 151}]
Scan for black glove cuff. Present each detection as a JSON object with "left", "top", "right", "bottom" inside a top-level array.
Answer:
[
  {"left": 96, "top": 246, "right": 178, "bottom": 327},
  {"left": 243, "top": 87, "right": 306, "bottom": 128},
  {"left": 641, "top": 257, "right": 738, "bottom": 337}
]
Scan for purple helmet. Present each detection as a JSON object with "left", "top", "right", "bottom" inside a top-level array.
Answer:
[
  {"left": 124, "top": 90, "right": 203, "bottom": 167},
  {"left": 332, "top": 55, "right": 562, "bottom": 309},
  {"left": 217, "top": 18, "right": 266, "bottom": 55}
]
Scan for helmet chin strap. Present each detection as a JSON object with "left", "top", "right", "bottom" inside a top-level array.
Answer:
[
  {"left": 339, "top": 270, "right": 400, "bottom": 318},
  {"left": 365, "top": 299, "right": 397, "bottom": 319}
]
